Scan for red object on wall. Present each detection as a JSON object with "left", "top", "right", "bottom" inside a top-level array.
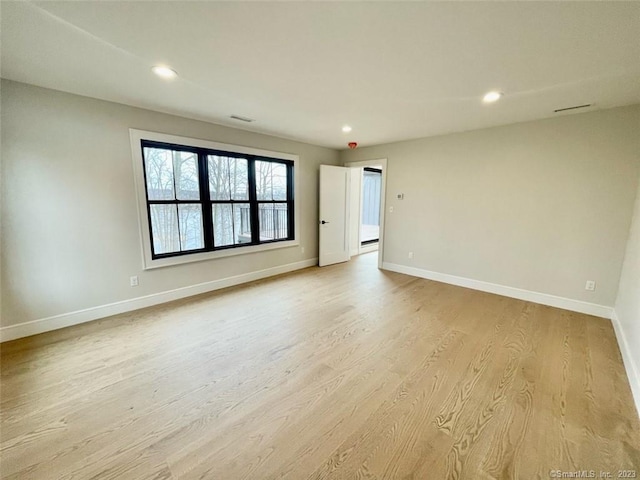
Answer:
[{"left": 348, "top": 142, "right": 358, "bottom": 149}]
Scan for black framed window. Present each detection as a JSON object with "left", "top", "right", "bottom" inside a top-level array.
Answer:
[{"left": 141, "top": 140, "right": 294, "bottom": 259}]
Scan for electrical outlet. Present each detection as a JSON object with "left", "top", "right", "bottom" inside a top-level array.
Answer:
[
  {"left": 130, "top": 276, "right": 139, "bottom": 287},
  {"left": 389, "top": 206, "right": 394, "bottom": 213},
  {"left": 301, "top": 246, "right": 305, "bottom": 254},
  {"left": 585, "top": 280, "right": 596, "bottom": 291},
  {"left": 408, "top": 252, "right": 414, "bottom": 259}
]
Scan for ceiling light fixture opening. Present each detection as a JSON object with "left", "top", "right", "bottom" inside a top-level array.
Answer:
[
  {"left": 342, "top": 125, "right": 352, "bottom": 133},
  {"left": 152, "top": 66, "right": 178, "bottom": 79},
  {"left": 482, "top": 91, "right": 503, "bottom": 103}
]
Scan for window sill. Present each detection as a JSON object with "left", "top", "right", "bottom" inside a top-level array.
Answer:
[{"left": 143, "top": 240, "right": 300, "bottom": 270}]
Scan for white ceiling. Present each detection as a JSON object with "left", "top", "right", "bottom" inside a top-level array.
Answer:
[{"left": 2, "top": 1, "right": 639, "bottom": 149}]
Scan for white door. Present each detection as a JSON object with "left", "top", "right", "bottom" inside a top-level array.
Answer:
[{"left": 319, "top": 165, "right": 350, "bottom": 266}]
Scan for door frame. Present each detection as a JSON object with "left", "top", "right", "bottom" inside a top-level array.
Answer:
[{"left": 345, "top": 158, "right": 387, "bottom": 270}]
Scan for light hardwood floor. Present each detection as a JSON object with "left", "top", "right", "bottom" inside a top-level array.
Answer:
[{"left": 1, "top": 253, "right": 639, "bottom": 479}]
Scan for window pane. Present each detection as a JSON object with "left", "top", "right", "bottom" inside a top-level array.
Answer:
[
  {"left": 212, "top": 204, "right": 233, "bottom": 246},
  {"left": 256, "top": 160, "right": 287, "bottom": 201},
  {"left": 212, "top": 203, "right": 251, "bottom": 246},
  {"left": 258, "top": 203, "right": 288, "bottom": 241},
  {"left": 150, "top": 204, "right": 180, "bottom": 254},
  {"left": 208, "top": 156, "right": 248, "bottom": 201},
  {"left": 208, "top": 156, "right": 230, "bottom": 200},
  {"left": 234, "top": 203, "right": 252, "bottom": 244},
  {"left": 255, "top": 160, "right": 273, "bottom": 200},
  {"left": 230, "top": 158, "right": 249, "bottom": 200},
  {"left": 144, "top": 147, "right": 175, "bottom": 200},
  {"left": 174, "top": 151, "right": 199, "bottom": 200},
  {"left": 271, "top": 163, "right": 287, "bottom": 201},
  {"left": 178, "top": 204, "right": 204, "bottom": 251}
]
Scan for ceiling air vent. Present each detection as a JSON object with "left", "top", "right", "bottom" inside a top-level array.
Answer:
[
  {"left": 554, "top": 104, "right": 592, "bottom": 113},
  {"left": 230, "top": 115, "right": 255, "bottom": 123}
]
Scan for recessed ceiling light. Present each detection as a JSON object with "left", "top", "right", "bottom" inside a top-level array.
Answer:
[
  {"left": 482, "top": 90, "right": 504, "bottom": 103},
  {"left": 342, "top": 125, "right": 352, "bottom": 133},
  {"left": 482, "top": 91, "right": 503, "bottom": 103},
  {"left": 152, "top": 66, "right": 178, "bottom": 79}
]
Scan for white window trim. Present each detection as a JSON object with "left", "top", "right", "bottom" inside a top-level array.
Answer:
[{"left": 130, "top": 129, "right": 300, "bottom": 270}]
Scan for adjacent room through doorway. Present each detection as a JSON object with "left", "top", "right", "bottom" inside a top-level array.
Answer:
[
  {"left": 348, "top": 160, "right": 386, "bottom": 264},
  {"left": 360, "top": 167, "right": 382, "bottom": 248}
]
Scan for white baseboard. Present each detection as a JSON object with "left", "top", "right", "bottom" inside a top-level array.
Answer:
[
  {"left": 0, "top": 258, "right": 318, "bottom": 343},
  {"left": 611, "top": 310, "right": 640, "bottom": 418},
  {"left": 381, "top": 262, "right": 613, "bottom": 319}
]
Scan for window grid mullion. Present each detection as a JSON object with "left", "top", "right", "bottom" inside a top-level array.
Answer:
[
  {"left": 248, "top": 157, "right": 260, "bottom": 244},
  {"left": 198, "top": 152, "right": 214, "bottom": 250}
]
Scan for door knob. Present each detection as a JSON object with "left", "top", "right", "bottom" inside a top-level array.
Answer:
[{"left": 320, "top": 220, "right": 329, "bottom": 224}]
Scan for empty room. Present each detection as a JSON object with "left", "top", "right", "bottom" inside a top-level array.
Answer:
[{"left": 1, "top": 2, "right": 639, "bottom": 479}]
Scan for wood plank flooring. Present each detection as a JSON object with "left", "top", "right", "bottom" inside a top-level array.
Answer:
[{"left": 1, "top": 253, "right": 639, "bottom": 479}]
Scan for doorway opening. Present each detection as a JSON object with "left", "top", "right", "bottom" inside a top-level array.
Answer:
[
  {"left": 361, "top": 167, "right": 382, "bottom": 247},
  {"left": 346, "top": 159, "right": 387, "bottom": 268}
]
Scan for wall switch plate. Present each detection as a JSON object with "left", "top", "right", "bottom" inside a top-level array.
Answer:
[
  {"left": 585, "top": 280, "right": 596, "bottom": 291},
  {"left": 130, "top": 276, "right": 139, "bottom": 287},
  {"left": 397, "top": 193, "right": 404, "bottom": 200},
  {"left": 408, "top": 252, "right": 414, "bottom": 259}
]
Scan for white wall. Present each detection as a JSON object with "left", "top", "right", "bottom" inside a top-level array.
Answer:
[
  {"left": 341, "top": 105, "right": 640, "bottom": 312},
  {"left": 0, "top": 80, "right": 339, "bottom": 334},
  {"left": 614, "top": 175, "right": 640, "bottom": 413}
]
